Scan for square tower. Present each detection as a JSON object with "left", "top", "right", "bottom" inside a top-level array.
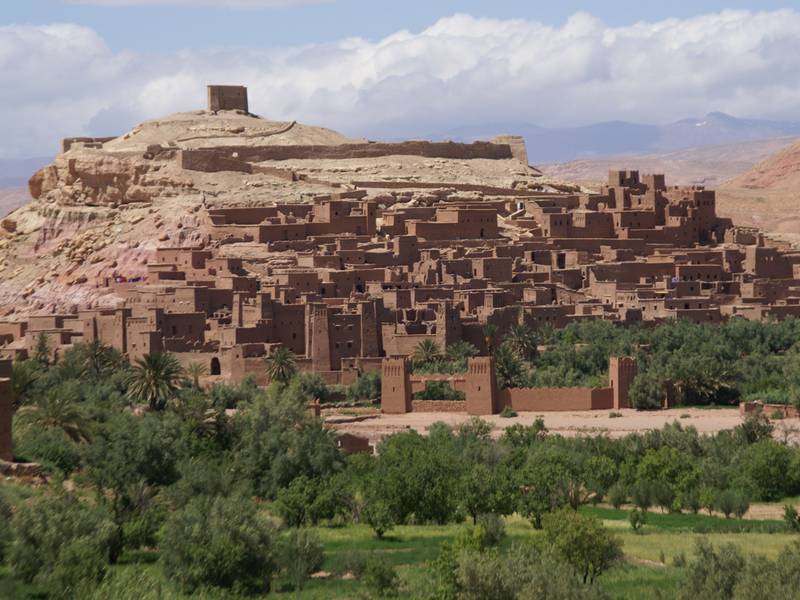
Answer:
[{"left": 207, "top": 85, "right": 249, "bottom": 113}]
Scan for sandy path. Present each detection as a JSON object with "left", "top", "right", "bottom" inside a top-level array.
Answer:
[{"left": 329, "top": 407, "right": 764, "bottom": 444}]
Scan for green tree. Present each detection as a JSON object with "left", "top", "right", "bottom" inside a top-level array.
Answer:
[
  {"left": 737, "top": 439, "right": 795, "bottom": 501},
  {"left": 628, "top": 371, "right": 664, "bottom": 410},
  {"left": 504, "top": 324, "right": 538, "bottom": 361},
  {"left": 160, "top": 494, "right": 276, "bottom": 593},
  {"left": 8, "top": 494, "right": 115, "bottom": 599},
  {"left": 678, "top": 539, "right": 745, "bottom": 600},
  {"left": 33, "top": 332, "right": 51, "bottom": 367},
  {"left": 542, "top": 509, "right": 622, "bottom": 585},
  {"left": 15, "top": 387, "right": 89, "bottom": 443},
  {"left": 265, "top": 346, "right": 297, "bottom": 385},
  {"left": 11, "top": 359, "right": 41, "bottom": 408},
  {"left": 363, "top": 498, "right": 395, "bottom": 539},
  {"left": 233, "top": 393, "right": 342, "bottom": 499},
  {"left": 185, "top": 362, "right": 208, "bottom": 390},
  {"left": 483, "top": 324, "right": 500, "bottom": 352},
  {"left": 126, "top": 352, "right": 184, "bottom": 411},
  {"left": 84, "top": 413, "right": 181, "bottom": 562},
  {"left": 412, "top": 339, "right": 442, "bottom": 367},
  {"left": 277, "top": 528, "right": 324, "bottom": 592},
  {"left": 445, "top": 340, "right": 479, "bottom": 365},
  {"left": 733, "top": 541, "right": 800, "bottom": 600},
  {"left": 494, "top": 344, "right": 526, "bottom": 389}
]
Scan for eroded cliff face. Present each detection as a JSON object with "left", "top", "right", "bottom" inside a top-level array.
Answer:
[{"left": 29, "top": 153, "right": 196, "bottom": 208}]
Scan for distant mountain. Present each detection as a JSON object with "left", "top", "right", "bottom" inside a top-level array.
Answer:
[
  {"left": 0, "top": 157, "right": 52, "bottom": 187},
  {"left": 431, "top": 113, "right": 800, "bottom": 164}
]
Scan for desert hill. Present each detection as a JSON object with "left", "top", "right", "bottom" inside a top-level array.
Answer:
[
  {"left": 0, "top": 98, "right": 561, "bottom": 316},
  {"left": 724, "top": 139, "right": 800, "bottom": 190}
]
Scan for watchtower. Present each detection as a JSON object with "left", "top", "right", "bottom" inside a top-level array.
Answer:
[
  {"left": 609, "top": 356, "right": 637, "bottom": 409},
  {"left": 207, "top": 85, "right": 249, "bottom": 113},
  {"left": 381, "top": 358, "right": 411, "bottom": 414},
  {"left": 465, "top": 356, "right": 498, "bottom": 415}
]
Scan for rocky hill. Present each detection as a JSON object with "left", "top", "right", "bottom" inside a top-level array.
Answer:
[
  {"left": 0, "top": 103, "right": 559, "bottom": 317},
  {"left": 724, "top": 139, "right": 800, "bottom": 190}
]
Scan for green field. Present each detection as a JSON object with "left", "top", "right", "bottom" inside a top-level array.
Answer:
[{"left": 2, "top": 503, "right": 796, "bottom": 600}]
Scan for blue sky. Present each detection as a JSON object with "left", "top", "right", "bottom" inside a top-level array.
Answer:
[
  {"left": 7, "top": 1, "right": 797, "bottom": 51},
  {"left": 2, "top": 2, "right": 800, "bottom": 158}
]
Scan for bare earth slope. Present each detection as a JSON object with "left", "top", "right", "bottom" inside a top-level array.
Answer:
[{"left": 716, "top": 140, "right": 800, "bottom": 245}]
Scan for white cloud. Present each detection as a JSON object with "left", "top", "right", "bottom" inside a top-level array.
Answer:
[{"left": 3, "top": 10, "right": 800, "bottom": 157}]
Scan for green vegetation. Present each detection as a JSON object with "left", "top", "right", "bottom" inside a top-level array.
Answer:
[
  {"left": 412, "top": 381, "right": 465, "bottom": 401},
  {"left": 6, "top": 320, "right": 800, "bottom": 598},
  {"left": 410, "top": 317, "right": 800, "bottom": 406}
]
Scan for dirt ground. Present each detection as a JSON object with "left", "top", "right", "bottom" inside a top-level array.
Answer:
[{"left": 329, "top": 407, "right": 800, "bottom": 446}]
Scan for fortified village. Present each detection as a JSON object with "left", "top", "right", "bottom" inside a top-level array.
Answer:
[{"left": 2, "top": 86, "right": 800, "bottom": 458}]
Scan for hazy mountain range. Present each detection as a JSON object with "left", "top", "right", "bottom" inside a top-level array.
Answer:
[
  {"left": 0, "top": 157, "right": 52, "bottom": 187},
  {"left": 433, "top": 112, "right": 800, "bottom": 164}
]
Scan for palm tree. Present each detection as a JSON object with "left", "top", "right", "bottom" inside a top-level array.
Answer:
[
  {"left": 504, "top": 324, "right": 538, "bottom": 361},
  {"left": 483, "top": 324, "right": 500, "bottom": 352},
  {"left": 82, "top": 340, "right": 117, "bottom": 377},
  {"left": 445, "top": 340, "right": 479, "bottom": 363},
  {"left": 494, "top": 345, "right": 525, "bottom": 389},
  {"left": 185, "top": 362, "right": 208, "bottom": 390},
  {"left": 126, "top": 352, "right": 184, "bottom": 411},
  {"left": 33, "top": 332, "right": 50, "bottom": 367},
  {"left": 412, "top": 339, "right": 441, "bottom": 367},
  {"left": 16, "top": 391, "right": 89, "bottom": 443},
  {"left": 11, "top": 360, "right": 39, "bottom": 409},
  {"left": 265, "top": 347, "right": 297, "bottom": 385}
]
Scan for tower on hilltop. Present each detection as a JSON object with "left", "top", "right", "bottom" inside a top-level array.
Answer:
[{"left": 207, "top": 85, "right": 249, "bottom": 113}]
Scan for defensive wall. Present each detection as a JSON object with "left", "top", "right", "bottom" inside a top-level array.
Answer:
[
  {"left": 177, "top": 140, "right": 514, "bottom": 170},
  {"left": 381, "top": 355, "right": 636, "bottom": 416}
]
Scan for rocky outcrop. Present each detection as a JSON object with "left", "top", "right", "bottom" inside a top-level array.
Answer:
[{"left": 29, "top": 153, "right": 195, "bottom": 208}]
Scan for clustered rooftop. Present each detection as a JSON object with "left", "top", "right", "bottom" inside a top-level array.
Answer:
[{"left": 2, "top": 87, "right": 800, "bottom": 416}]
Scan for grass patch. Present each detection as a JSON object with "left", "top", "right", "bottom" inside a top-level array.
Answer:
[{"left": 582, "top": 506, "right": 785, "bottom": 533}]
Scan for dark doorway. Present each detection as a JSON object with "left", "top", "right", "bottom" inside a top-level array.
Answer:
[{"left": 210, "top": 357, "right": 221, "bottom": 375}]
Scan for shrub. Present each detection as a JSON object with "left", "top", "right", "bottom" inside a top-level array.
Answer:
[
  {"left": 628, "top": 371, "right": 664, "bottom": 410},
  {"left": 12, "top": 427, "right": 81, "bottom": 475},
  {"left": 159, "top": 494, "right": 276, "bottom": 593},
  {"left": 678, "top": 539, "right": 745, "bottom": 600},
  {"left": 499, "top": 405, "right": 518, "bottom": 418},
  {"left": 363, "top": 498, "right": 395, "bottom": 539},
  {"left": 412, "top": 380, "right": 465, "bottom": 401},
  {"left": 7, "top": 494, "right": 115, "bottom": 599},
  {"left": 607, "top": 483, "right": 626, "bottom": 509},
  {"left": 363, "top": 556, "right": 398, "bottom": 597},
  {"left": 784, "top": 504, "right": 800, "bottom": 532},
  {"left": 715, "top": 490, "right": 737, "bottom": 519},
  {"left": 277, "top": 528, "right": 324, "bottom": 592},
  {"left": 609, "top": 412, "right": 623, "bottom": 419},
  {"left": 476, "top": 513, "right": 506, "bottom": 547},
  {"left": 340, "top": 550, "right": 368, "bottom": 578},
  {"left": 630, "top": 481, "right": 653, "bottom": 512},
  {"left": 737, "top": 440, "right": 794, "bottom": 501},
  {"left": 346, "top": 371, "right": 381, "bottom": 403},
  {"left": 542, "top": 509, "right": 623, "bottom": 584},
  {"left": 0, "top": 496, "right": 10, "bottom": 563},
  {"left": 629, "top": 508, "right": 646, "bottom": 533}
]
